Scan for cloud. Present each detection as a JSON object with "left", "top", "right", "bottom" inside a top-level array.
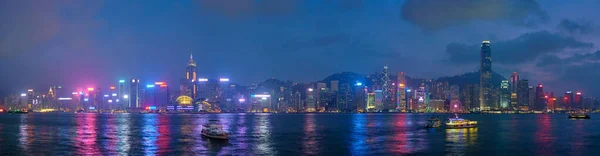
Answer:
[
  {"left": 557, "top": 19, "right": 594, "bottom": 35},
  {"left": 446, "top": 31, "right": 594, "bottom": 65},
  {"left": 536, "top": 50, "right": 600, "bottom": 67},
  {"left": 401, "top": 0, "right": 549, "bottom": 31}
]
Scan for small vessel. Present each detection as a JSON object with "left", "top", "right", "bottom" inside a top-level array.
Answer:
[
  {"left": 426, "top": 116, "right": 441, "bottom": 128},
  {"left": 446, "top": 114, "right": 477, "bottom": 129},
  {"left": 568, "top": 113, "right": 590, "bottom": 119},
  {"left": 201, "top": 120, "right": 229, "bottom": 140}
]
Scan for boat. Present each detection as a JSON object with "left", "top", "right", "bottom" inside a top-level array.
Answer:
[
  {"left": 426, "top": 116, "right": 441, "bottom": 128},
  {"left": 568, "top": 113, "right": 590, "bottom": 119},
  {"left": 201, "top": 120, "right": 229, "bottom": 140},
  {"left": 446, "top": 114, "right": 477, "bottom": 129}
]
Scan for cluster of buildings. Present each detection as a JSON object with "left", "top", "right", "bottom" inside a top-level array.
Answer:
[{"left": 1, "top": 41, "right": 599, "bottom": 113}]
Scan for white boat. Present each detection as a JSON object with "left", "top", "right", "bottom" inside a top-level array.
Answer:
[
  {"left": 445, "top": 114, "right": 477, "bottom": 129},
  {"left": 201, "top": 120, "right": 229, "bottom": 140}
]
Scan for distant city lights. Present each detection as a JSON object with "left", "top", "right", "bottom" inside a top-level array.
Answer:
[
  {"left": 108, "top": 100, "right": 113, "bottom": 103},
  {"left": 252, "top": 94, "right": 270, "bottom": 98},
  {"left": 88, "top": 106, "right": 95, "bottom": 110},
  {"left": 58, "top": 97, "right": 72, "bottom": 101},
  {"left": 84, "top": 98, "right": 89, "bottom": 102},
  {"left": 123, "top": 95, "right": 129, "bottom": 99},
  {"left": 198, "top": 78, "right": 208, "bottom": 82},
  {"left": 27, "top": 89, "right": 33, "bottom": 92},
  {"left": 87, "top": 88, "right": 94, "bottom": 91},
  {"left": 239, "top": 98, "right": 246, "bottom": 102},
  {"left": 110, "top": 86, "right": 115, "bottom": 90},
  {"left": 112, "top": 93, "right": 117, "bottom": 97},
  {"left": 104, "top": 95, "right": 109, "bottom": 97},
  {"left": 146, "top": 85, "right": 155, "bottom": 88},
  {"left": 155, "top": 82, "right": 165, "bottom": 85},
  {"left": 577, "top": 92, "right": 582, "bottom": 95},
  {"left": 119, "top": 80, "right": 125, "bottom": 83},
  {"left": 308, "top": 88, "right": 314, "bottom": 92},
  {"left": 355, "top": 82, "right": 363, "bottom": 86},
  {"left": 72, "top": 92, "right": 78, "bottom": 95},
  {"left": 116, "top": 99, "right": 119, "bottom": 102},
  {"left": 20, "top": 93, "right": 26, "bottom": 97},
  {"left": 219, "top": 78, "right": 229, "bottom": 82}
]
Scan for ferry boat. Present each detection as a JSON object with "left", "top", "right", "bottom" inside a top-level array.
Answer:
[
  {"left": 426, "top": 116, "right": 441, "bottom": 128},
  {"left": 201, "top": 120, "right": 229, "bottom": 140},
  {"left": 446, "top": 114, "right": 477, "bottom": 129},
  {"left": 568, "top": 113, "right": 590, "bottom": 119}
]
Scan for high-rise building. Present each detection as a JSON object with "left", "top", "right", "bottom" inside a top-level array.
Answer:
[
  {"left": 330, "top": 80, "right": 339, "bottom": 92},
  {"left": 316, "top": 82, "right": 327, "bottom": 109},
  {"left": 129, "top": 78, "right": 140, "bottom": 108},
  {"left": 574, "top": 91, "right": 583, "bottom": 109},
  {"left": 480, "top": 40, "right": 493, "bottom": 111},
  {"left": 182, "top": 53, "right": 197, "bottom": 98},
  {"left": 381, "top": 65, "right": 391, "bottom": 105},
  {"left": 517, "top": 80, "right": 529, "bottom": 110},
  {"left": 397, "top": 72, "right": 407, "bottom": 111},
  {"left": 535, "top": 84, "right": 545, "bottom": 111},
  {"left": 118, "top": 80, "right": 127, "bottom": 109},
  {"left": 460, "top": 84, "right": 480, "bottom": 112},
  {"left": 563, "top": 91, "right": 574, "bottom": 110},
  {"left": 510, "top": 72, "right": 519, "bottom": 93},
  {"left": 366, "top": 93, "right": 376, "bottom": 111},
  {"left": 337, "top": 83, "right": 350, "bottom": 111},
  {"left": 354, "top": 83, "right": 366, "bottom": 112},
  {"left": 500, "top": 80, "right": 510, "bottom": 109},
  {"left": 528, "top": 86, "right": 535, "bottom": 110}
]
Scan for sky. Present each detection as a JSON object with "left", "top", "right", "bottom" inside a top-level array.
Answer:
[{"left": 1, "top": 0, "right": 599, "bottom": 98}]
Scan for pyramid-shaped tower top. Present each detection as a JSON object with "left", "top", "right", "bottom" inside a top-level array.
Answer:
[{"left": 187, "top": 51, "right": 196, "bottom": 67}]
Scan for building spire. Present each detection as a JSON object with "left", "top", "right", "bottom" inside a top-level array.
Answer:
[{"left": 190, "top": 51, "right": 193, "bottom": 60}]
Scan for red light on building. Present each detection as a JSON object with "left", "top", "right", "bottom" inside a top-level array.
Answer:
[
  {"left": 160, "top": 84, "right": 167, "bottom": 88},
  {"left": 87, "top": 88, "right": 94, "bottom": 91},
  {"left": 145, "top": 106, "right": 150, "bottom": 110},
  {"left": 0, "top": 109, "right": 4, "bottom": 112},
  {"left": 538, "top": 84, "right": 542, "bottom": 87},
  {"left": 576, "top": 92, "right": 582, "bottom": 95},
  {"left": 110, "top": 86, "right": 115, "bottom": 90},
  {"left": 154, "top": 82, "right": 165, "bottom": 85},
  {"left": 544, "top": 95, "right": 548, "bottom": 98}
]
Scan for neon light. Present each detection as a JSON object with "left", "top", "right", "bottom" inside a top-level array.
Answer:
[
  {"left": 544, "top": 96, "right": 548, "bottom": 98},
  {"left": 577, "top": 92, "right": 582, "bottom": 95},
  {"left": 72, "top": 92, "right": 78, "bottom": 95},
  {"left": 160, "top": 84, "right": 167, "bottom": 88},
  {"left": 87, "top": 88, "right": 94, "bottom": 91},
  {"left": 567, "top": 91, "right": 572, "bottom": 94},
  {"left": 27, "top": 89, "right": 33, "bottom": 92},
  {"left": 89, "top": 106, "right": 95, "bottom": 110},
  {"left": 110, "top": 86, "right": 115, "bottom": 90},
  {"left": 308, "top": 88, "right": 314, "bottom": 92},
  {"left": 407, "top": 89, "right": 412, "bottom": 92},
  {"left": 58, "top": 97, "right": 72, "bottom": 100},
  {"left": 112, "top": 93, "right": 117, "bottom": 97},
  {"left": 20, "top": 93, "right": 26, "bottom": 97},
  {"left": 154, "top": 82, "right": 165, "bottom": 85},
  {"left": 84, "top": 98, "right": 89, "bottom": 101},
  {"left": 261, "top": 97, "right": 267, "bottom": 100},
  {"left": 239, "top": 98, "right": 246, "bottom": 102},
  {"left": 116, "top": 99, "right": 119, "bottom": 102},
  {"left": 219, "top": 78, "right": 229, "bottom": 82},
  {"left": 198, "top": 78, "right": 208, "bottom": 82},
  {"left": 149, "top": 106, "right": 157, "bottom": 110},
  {"left": 145, "top": 106, "right": 150, "bottom": 110},
  {"left": 123, "top": 95, "right": 129, "bottom": 99},
  {"left": 132, "top": 79, "right": 136, "bottom": 83},
  {"left": 79, "top": 91, "right": 84, "bottom": 95},
  {"left": 399, "top": 83, "right": 405, "bottom": 87},
  {"left": 104, "top": 95, "right": 109, "bottom": 97},
  {"left": 119, "top": 80, "right": 125, "bottom": 83},
  {"left": 356, "top": 82, "right": 362, "bottom": 86},
  {"left": 108, "top": 100, "right": 113, "bottom": 103},
  {"left": 146, "top": 85, "right": 155, "bottom": 88},
  {"left": 253, "top": 94, "right": 270, "bottom": 98},
  {"left": 0, "top": 109, "right": 3, "bottom": 112}
]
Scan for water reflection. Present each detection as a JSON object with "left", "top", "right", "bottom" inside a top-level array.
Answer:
[
  {"left": 141, "top": 114, "right": 158, "bottom": 155},
  {"left": 535, "top": 114, "right": 555, "bottom": 156},
  {"left": 116, "top": 114, "right": 131, "bottom": 155},
  {"left": 18, "top": 115, "right": 34, "bottom": 152},
  {"left": 157, "top": 115, "right": 171, "bottom": 154},
  {"left": 254, "top": 114, "right": 274, "bottom": 155},
  {"left": 75, "top": 113, "right": 100, "bottom": 155},
  {"left": 350, "top": 114, "right": 367, "bottom": 155},
  {"left": 390, "top": 114, "right": 420, "bottom": 154},
  {"left": 445, "top": 128, "right": 478, "bottom": 155},
  {"left": 302, "top": 114, "right": 318, "bottom": 155}
]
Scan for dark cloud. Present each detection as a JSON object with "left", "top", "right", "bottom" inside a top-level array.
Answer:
[
  {"left": 401, "top": 0, "right": 549, "bottom": 30},
  {"left": 561, "top": 62, "right": 600, "bottom": 96},
  {"left": 446, "top": 31, "right": 594, "bottom": 64},
  {"left": 537, "top": 51, "right": 600, "bottom": 67},
  {"left": 558, "top": 19, "right": 594, "bottom": 35}
]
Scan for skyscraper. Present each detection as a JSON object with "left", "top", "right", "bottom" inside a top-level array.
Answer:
[
  {"left": 183, "top": 53, "right": 197, "bottom": 98},
  {"left": 535, "top": 84, "right": 545, "bottom": 111},
  {"left": 397, "top": 72, "right": 407, "bottom": 111},
  {"left": 517, "top": 80, "right": 529, "bottom": 110},
  {"left": 330, "top": 80, "right": 339, "bottom": 92},
  {"left": 480, "top": 40, "right": 492, "bottom": 111},
  {"left": 500, "top": 80, "right": 510, "bottom": 109},
  {"left": 575, "top": 91, "right": 582, "bottom": 109},
  {"left": 510, "top": 72, "right": 519, "bottom": 93},
  {"left": 129, "top": 78, "right": 140, "bottom": 108},
  {"left": 563, "top": 91, "right": 574, "bottom": 110}
]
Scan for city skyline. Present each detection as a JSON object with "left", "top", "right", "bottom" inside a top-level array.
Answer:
[{"left": 1, "top": 0, "right": 600, "bottom": 99}]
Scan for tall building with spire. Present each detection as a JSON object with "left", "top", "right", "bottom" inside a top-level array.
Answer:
[
  {"left": 181, "top": 52, "right": 197, "bottom": 98},
  {"left": 480, "top": 40, "right": 493, "bottom": 111}
]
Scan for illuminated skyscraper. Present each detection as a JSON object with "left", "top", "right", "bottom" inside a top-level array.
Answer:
[
  {"left": 182, "top": 53, "right": 197, "bottom": 98},
  {"left": 563, "top": 91, "right": 574, "bottom": 110},
  {"left": 397, "top": 72, "right": 407, "bottom": 111},
  {"left": 129, "top": 78, "right": 140, "bottom": 108},
  {"left": 535, "top": 84, "right": 545, "bottom": 111},
  {"left": 575, "top": 91, "right": 582, "bottom": 109},
  {"left": 510, "top": 72, "right": 519, "bottom": 93},
  {"left": 500, "top": 80, "right": 510, "bottom": 109},
  {"left": 480, "top": 40, "right": 493, "bottom": 110}
]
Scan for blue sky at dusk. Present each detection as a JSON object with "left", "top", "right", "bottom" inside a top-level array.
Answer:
[{"left": 1, "top": 0, "right": 599, "bottom": 97}]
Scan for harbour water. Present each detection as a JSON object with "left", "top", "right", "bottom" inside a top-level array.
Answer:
[{"left": 0, "top": 113, "right": 598, "bottom": 155}]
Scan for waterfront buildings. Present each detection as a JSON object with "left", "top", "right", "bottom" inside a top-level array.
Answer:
[{"left": 480, "top": 40, "right": 493, "bottom": 111}]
